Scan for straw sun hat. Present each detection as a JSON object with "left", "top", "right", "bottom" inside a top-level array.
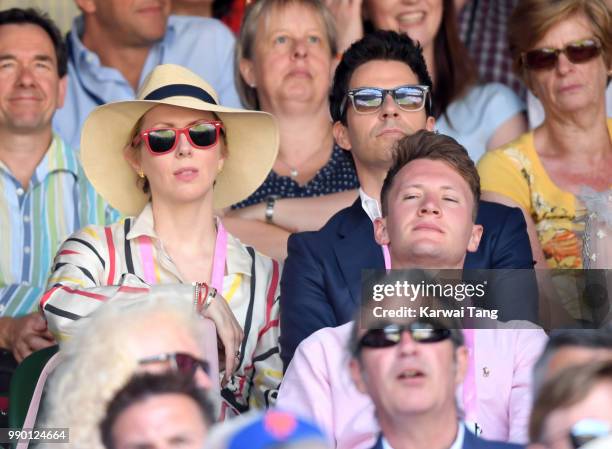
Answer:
[{"left": 80, "top": 64, "right": 279, "bottom": 216}]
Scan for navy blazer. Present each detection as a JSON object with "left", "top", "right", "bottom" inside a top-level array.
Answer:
[
  {"left": 370, "top": 428, "right": 525, "bottom": 449},
  {"left": 279, "top": 199, "right": 534, "bottom": 370}
]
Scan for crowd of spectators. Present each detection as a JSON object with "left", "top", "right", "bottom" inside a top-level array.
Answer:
[{"left": 0, "top": 0, "right": 610, "bottom": 448}]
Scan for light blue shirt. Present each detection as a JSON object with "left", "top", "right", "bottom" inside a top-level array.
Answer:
[
  {"left": 53, "top": 15, "right": 241, "bottom": 150},
  {"left": 0, "top": 134, "right": 119, "bottom": 317},
  {"left": 436, "top": 83, "right": 525, "bottom": 163}
]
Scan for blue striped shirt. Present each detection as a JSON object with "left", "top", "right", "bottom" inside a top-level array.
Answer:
[{"left": 0, "top": 134, "right": 119, "bottom": 317}]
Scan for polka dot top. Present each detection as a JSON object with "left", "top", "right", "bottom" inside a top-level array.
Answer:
[{"left": 232, "top": 144, "right": 359, "bottom": 209}]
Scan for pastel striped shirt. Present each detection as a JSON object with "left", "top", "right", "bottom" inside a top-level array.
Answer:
[
  {"left": 41, "top": 204, "right": 282, "bottom": 416},
  {"left": 0, "top": 134, "right": 118, "bottom": 317}
]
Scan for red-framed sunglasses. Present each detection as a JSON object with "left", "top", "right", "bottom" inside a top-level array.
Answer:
[
  {"left": 134, "top": 121, "right": 225, "bottom": 156},
  {"left": 522, "top": 38, "right": 602, "bottom": 71}
]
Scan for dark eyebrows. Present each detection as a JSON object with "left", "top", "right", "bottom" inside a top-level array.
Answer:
[
  {"left": 33, "top": 55, "right": 54, "bottom": 64},
  {"left": 0, "top": 54, "right": 55, "bottom": 63}
]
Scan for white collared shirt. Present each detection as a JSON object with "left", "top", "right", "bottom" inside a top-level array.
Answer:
[
  {"left": 359, "top": 188, "right": 382, "bottom": 223},
  {"left": 382, "top": 423, "right": 465, "bottom": 449}
]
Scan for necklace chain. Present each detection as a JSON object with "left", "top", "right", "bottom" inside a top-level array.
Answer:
[
  {"left": 277, "top": 128, "right": 334, "bottom": 179},
  {"left": 276, "top": 158, "right": 299, "bottom": 178}
]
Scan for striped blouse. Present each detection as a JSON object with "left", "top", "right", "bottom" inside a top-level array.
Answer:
[
  {"left": 41, "top": 204, "right": 282, "bottom": 416},
  {"left": 0, "top": 134, "right": 118, "bottom": 317}
]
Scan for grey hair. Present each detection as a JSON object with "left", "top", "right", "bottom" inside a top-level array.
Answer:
[
  {"left": 532, "top": 324, "right": 612, "bottom": 394},
  {"left": 41, "top": 295, "right": 208, "bottom": 449},
  {"left": 235, "top": 0, "right": 338, "bottom": 110}
]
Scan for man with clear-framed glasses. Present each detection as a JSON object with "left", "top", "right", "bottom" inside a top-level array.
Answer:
[{"left": 280, "top": 29, "right": 535, "bottom": 371}]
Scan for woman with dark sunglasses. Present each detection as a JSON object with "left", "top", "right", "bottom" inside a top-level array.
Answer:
[
  {"left": 41, "top": 64, "right": 283, "bottom": 418},
  {"left": 327, "top": 0, "right": 528, "bottom": 163},
  {"left": 478, "top": 0, "right": 612, "bottom": 269}
]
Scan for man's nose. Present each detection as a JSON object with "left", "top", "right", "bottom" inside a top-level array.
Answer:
[
  {"left": 16, "top": 65, "right": 36, "bottom": 86},
  {"left": 418, "top": 195, "right": 441, "bottom": 216},
  {"left": 397, "top": 331, "right": 420, "bottom": 355},
  {"left": 380, "top": 92, "right": 400, "bottom": 118}
]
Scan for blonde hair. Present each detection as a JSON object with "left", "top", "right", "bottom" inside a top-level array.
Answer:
[
  {"left": 508, "top": 0, "right": 612, "bottom": 82},
  {"left": 235, "top": 0, "right": 338, "bottom": 110},
  {"left": 42, "top": 296, "right": 207, "bottom": 449}
]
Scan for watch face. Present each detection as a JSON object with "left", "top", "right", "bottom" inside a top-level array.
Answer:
[{"left": 265, "top": 196, "right": 279, "bottom": 223}]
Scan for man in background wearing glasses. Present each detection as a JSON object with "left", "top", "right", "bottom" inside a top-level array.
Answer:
[
  {"left": 348, "top": 130, "right": 527, "bottom": 449},
  {"left": 280, "top": 30, "right": 534, "bottom": 370},
  {"left": 278, "top": 130, "right": 544, "bottom": 448}
]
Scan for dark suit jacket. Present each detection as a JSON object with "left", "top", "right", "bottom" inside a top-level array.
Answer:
[
  {"left": 370, "top": 427, "right": 525, "bottom": 449},
  {"left": 279, "top": 199, "right": 535, "bottom": 370}
]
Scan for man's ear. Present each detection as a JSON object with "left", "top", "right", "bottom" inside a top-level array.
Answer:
[
  {"left": 349, "top": 358, "right": 368, "bottom": 394},
  {"left": 454, "top": 345, "right": 469, "bottom": 387},
  {"left": 75, "top": 0, "right": 96, "bottom": 14},
  {"left": 56, "top": 76, "right": 67, "bottom": 109},
  {"left": 239, "top": 58, "right": 257, "bottom": 89},
  {"left": 466, "top": 224, "right": 483, "bottom": 253},
  {"left": 374, "top": 217, "right": 390, "bottom": 246},
  {"left": 425, "top": 116, "right": 436, "bottom": 132},
  {"left": 333, "top": 121, "right": 352, "bottom": 151}
]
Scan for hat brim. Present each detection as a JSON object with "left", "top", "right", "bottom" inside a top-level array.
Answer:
[{"left": 81, "top": 96, "right": 279, "bottom": 216}]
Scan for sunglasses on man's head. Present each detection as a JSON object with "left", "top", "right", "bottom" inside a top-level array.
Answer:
[
  {"left": 358, "top": 321, "right": 452, "bottom": 351},
  {"left": 138, "top": 352, "right": 210, "bottom": 377},
  {"left": 134, "top": 121, "right": 225, "bottom": 156},
  {"left": 522, "top": 38, "right": 602, "bottom": 71},
  {"left": 341, "top": 85, "right": 430, "bottom": 116}
]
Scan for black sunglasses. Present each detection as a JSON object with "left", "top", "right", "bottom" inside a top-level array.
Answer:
[
  {"left": 341, "top": 85, "right": 430, "bottom": 116},
  {"left": 522, "top": 38, "right": 602, "bottom": 71},
  {"left": 358, "top": 321, "right": 452, "bottom": 351},
  {"left": 139, "top": 352, "right": 210, "bottom": 377}
]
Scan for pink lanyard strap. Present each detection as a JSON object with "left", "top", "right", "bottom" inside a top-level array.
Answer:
[
  {"left": 382, "top": 244, "right": 391, "bottom": 271},
  {"left": 380, "top": 244, "right": 477, "bottom": 420},
  {"left": 138, "top": 235, "right": 157, "bottom": 284},
  {"left": 211, "top": 220, "right": 228, "bottom": 291}
]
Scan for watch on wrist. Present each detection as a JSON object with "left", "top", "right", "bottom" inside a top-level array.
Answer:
[{"left": 265, "top": 195, "right": 279, "bottom": 224}]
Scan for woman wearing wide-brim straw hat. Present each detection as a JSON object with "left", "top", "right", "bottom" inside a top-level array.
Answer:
[{"left": 41, "top": 64, "right": 282, "bottom": 416}]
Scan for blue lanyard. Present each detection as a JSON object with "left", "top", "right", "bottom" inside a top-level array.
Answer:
[{"left": 65, "top": 32, "right": 106, "bottom": 107}]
